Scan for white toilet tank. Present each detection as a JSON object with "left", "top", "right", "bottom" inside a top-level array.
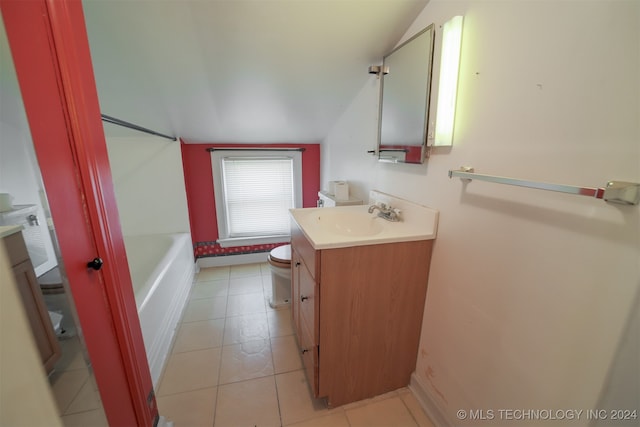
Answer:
[{"left": 317, "top": 191, "right": 362, "bottom": 207}]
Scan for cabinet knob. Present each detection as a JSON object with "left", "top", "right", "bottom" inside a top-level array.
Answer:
[
  {"left": 301, "top": 349, "right": 309, "bottom": 354},
  {"left": 301, "top": 295, "right": 309, "bottom": 302},
  {"left": 295, "top": 262, "right": 301, "bottom": 267}
]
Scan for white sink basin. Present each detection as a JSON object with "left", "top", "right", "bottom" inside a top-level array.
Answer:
[
  {"left": 312, "top": 210, "right": 384, "bottom": 237},
  {"left": 290, "top": 192, "right": 438, "bottom": 250}
]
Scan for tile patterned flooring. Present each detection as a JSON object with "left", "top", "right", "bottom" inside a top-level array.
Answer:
[
  {"left": 157, "top": 262, "right": 436, "bottom": 427},
  {"left": 44, "top": 302, "right": 108, "bottom": 426}
]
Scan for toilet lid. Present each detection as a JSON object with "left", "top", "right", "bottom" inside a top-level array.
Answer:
[{"left": 269, "top": 244, "right": 291, "bottom": 264}]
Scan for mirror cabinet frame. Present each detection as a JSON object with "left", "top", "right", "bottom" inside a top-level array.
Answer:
[{"left": 377, "top": 24, "right": 435, "bottom": 164}]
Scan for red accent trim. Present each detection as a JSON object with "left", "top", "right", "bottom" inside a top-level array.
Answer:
[
  {"left": 194, "top": 242, "right": 287, "bottom": 258},
  {"left": 1, "top": 1, "right": 155, "bottom": 425},
  {"left": 181, "top": 142, "right": 321, "bottom": 252},
  {"left": 379, "top": 145, "right": 423, "bottom": 163}
]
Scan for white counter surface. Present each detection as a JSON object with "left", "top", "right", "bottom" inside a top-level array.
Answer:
[{"left": 290, "top": 201, "right": 438, "bottom": 250}]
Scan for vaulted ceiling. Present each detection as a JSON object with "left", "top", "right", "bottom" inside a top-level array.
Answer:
[{"left": 82, "top": 0, "right": 428, "bottom": 143}]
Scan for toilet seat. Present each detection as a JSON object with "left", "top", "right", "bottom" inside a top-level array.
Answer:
[{"left": 268, "top": 244, "right": 291, "bottom": 269}]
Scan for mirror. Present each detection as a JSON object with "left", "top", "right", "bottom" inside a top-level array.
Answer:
[{"left": 377, "top": 24, "right": 435, "bottom": 164}]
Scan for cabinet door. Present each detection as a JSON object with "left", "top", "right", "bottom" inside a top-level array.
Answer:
[{"left": 12, "top": 260, "right": 61, "bottom": 373}]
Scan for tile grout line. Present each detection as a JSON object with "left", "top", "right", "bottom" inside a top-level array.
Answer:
[
  {"left": 398, "top": 392, "right": 421, "bottom": 427},
  {"left": 210, "top": 269, "right": 231, "bottom": 427},
  {"left": 262, "top": 269, "right": 287, "bottom": 427}
]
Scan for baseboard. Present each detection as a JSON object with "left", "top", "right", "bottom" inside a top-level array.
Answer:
[
  {"left": 409, "top": 372, "right": 454, "bottom": 427},
  {"left": 197, "top": 252, "right": 268, "bottom": 268}
]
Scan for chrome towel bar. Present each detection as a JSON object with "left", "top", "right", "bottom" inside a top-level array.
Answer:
[{"left": 448, "top": 167, "right": 640, "bottom": 206}]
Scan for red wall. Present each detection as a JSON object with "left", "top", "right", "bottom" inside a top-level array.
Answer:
[{"left": 181, "top": 142, "right": 320, "bottom": 258}]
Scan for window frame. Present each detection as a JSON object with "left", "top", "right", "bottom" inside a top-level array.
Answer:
[{"left": 211, "top": 149, "right": 302, "bottom": 248}]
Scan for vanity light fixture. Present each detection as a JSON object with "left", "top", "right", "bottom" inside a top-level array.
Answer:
[{"left": 434, "top": 15, "right": 464, "bottom": 147}]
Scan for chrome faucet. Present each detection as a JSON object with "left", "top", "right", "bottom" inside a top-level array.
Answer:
[{"left": 368, "top": 202, "right": 402, "bottom": 222}]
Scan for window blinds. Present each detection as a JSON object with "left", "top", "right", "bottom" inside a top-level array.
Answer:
[{"left": 221, "top": 157, "right": 295, "bottom": 237}]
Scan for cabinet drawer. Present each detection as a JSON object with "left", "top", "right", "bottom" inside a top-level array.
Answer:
[{"left": 291, "top": 223, "right": 317, "bottom": 280}]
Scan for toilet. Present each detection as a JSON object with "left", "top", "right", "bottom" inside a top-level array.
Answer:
[
  {"left": 38, "top": 265, "right": 65, "bottom": 295},
  {"left": 267, "top": 244, "right": 291, "bottom": 308}
]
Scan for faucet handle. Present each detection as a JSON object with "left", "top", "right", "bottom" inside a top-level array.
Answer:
[{"left": 391, "top": 208, "right": 402, "bottom": 219}]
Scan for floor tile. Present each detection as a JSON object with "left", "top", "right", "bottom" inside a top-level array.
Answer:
[
  {"left": 182, "top": 296, "right": 227, "bottom": 322},
  {"left": 56, "top": 337, "right": 87, "bottom": 372},
  {"left": 191, "top": 280, "right": 229, "bottom": 300},
  {"left": 158, "top": 348, "right": 221, "bottom": 396},
  {"left": 286, "top": 411, "right": 351, "bottom": 427},
  {"left": 197, "top": 267, "right": 230, "bottom": 282},
  {"left": 271, "top": 335, "right": 302, "bottom": 374},
  {"left": 267, "top": 308, "right": 294, "bottom": 337},
  {"left": 228, "top": 275, "right": 264, "bottom": 295},
  {"left": 226, "top": 292, "right": 266, "bottom": 316},
  {"left": 157, "top": 387, "right": 217, "bottom": 427},
  {"left": 345, "top": 396, "right": 418, "bottom": 427},
  {"left": 229, "top": 263, "right": 263, "bottom": 278},
  {"left": 214, "top": 376, "right": 280, "bottom": 427},
  {"left": 172, "top": 319, "right": 225, "bottom": 353},
  {"left": 276, "top": 370, "right": 330, "bottom": 426},
  {"left": 223, "top": 312, "right": 270, "bottom": 345},
  {"left": 260, "top": 263, "right": 272, "bottom": 276},
  {"left": 219, "top": 339, "right": 274, "bottom": 384},
  {"left": 262, "top": 272, "right": 273, "bottom": 287},
  {"left": 152, "top": 261, "right": 437, "bottom": 427},
  {"left": 49, "top": 368, "right": 89, "bottom": 414},
  {"left": 399, "top": 390, "right": 436, "bottom": 427},
  {"left": 64, "top": 376, "right": 102, "bottom": 415},
  {"left": 60, "top": 408, "right": 108, "bottom": 427}
]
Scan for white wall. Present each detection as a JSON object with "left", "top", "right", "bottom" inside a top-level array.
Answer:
[
  {"left": 323, "top": 1, "right": 639, "bottom": 424},
  {"left": 105, "top": 132, "right": 191, "bottom": 236}
]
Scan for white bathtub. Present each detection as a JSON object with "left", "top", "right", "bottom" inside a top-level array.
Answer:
[{"left": 124, "top": 233, "right": 195, "bottom": 387}]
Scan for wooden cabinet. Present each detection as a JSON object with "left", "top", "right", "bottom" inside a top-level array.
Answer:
[
  {"left": 3, "top": 230, "right": 61, "bottom": 374},
  {"left": 290, "top": 221, "right": 433, "bottom": 408}
]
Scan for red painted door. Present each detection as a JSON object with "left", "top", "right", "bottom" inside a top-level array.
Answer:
[{"left": 1, "top": 1, "right": 156, "bottom": 425}]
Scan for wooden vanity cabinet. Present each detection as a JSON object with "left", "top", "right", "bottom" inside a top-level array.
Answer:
[
  {"left": 290, "top": 221, "right": 433, "bottom": 408},
  {"left": 3, "top": 231, "right": 61, "bottom": 374}
]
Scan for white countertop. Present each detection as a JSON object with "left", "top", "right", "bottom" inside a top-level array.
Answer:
[
  {"left": 289, "top": 204, "right": 438, "bottom": 250},
  {"left": 0, "top": 225, "right": 24, "bottom": 239}
]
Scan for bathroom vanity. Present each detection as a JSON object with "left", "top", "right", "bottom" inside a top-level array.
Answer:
[
  {"left": 289, "top": 191, "right": 438, "bottom": 407},
  {"left": 1, "top": 226, "right": 61, "bottom": 374}
]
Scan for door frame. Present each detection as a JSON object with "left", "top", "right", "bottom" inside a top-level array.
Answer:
[{"left": 0, "top": 1, "right": 156, "bottom": 425}]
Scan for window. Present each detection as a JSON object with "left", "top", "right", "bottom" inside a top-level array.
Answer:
[{"left": 211, "top": 150, "right": 302, "bottom": 247}]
